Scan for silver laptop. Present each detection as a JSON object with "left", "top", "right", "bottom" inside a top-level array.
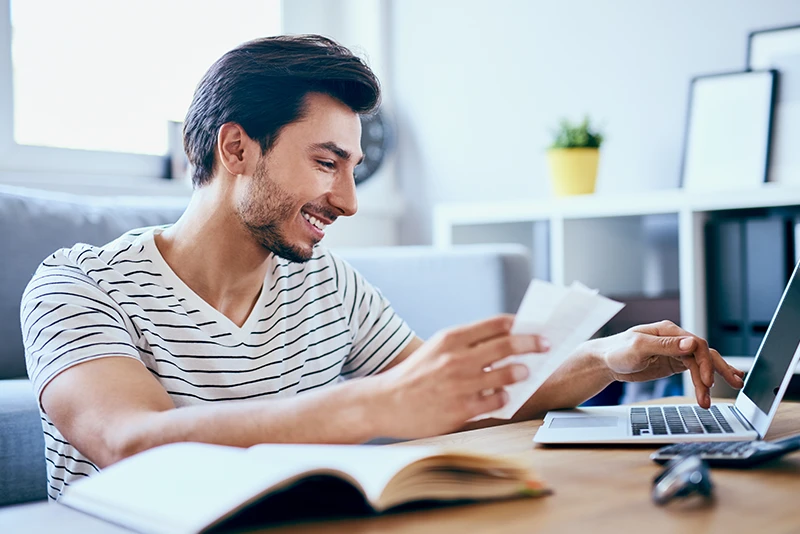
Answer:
[{"left": 534, "top": 259, "right": 800, "bottom": 445}]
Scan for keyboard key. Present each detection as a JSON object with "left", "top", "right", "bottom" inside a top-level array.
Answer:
[
  {"left": 696, "top": 408, "right": 723, "bottom": 433},
  {"left": 678, "top": 406, "right": 705, "bottom": 433},
  {"left": 710, "top": 405, "right": 735, "bottom": 433},
  {"left": 663, "top": 407, "right": 686, "bottom": 434}
]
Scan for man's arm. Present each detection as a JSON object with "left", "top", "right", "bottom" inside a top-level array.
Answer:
[
  {"left": 380, "top": 336, "right": 424, "bottom": 372},
  {"left": 461, "top": 320, "right": 747, "bottom": 429},
  {"left": 509, "top": 320, "right": 746, "bottom": 421},
  {"left": 41, "top": 356, "right": 387, "bottom": 468},
  {"left": 41, "top": 316, "right": 543, "bottom": 468}
]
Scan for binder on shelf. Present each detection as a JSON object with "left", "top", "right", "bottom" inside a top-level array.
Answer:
[
  {"left": 705, "top": 219, "right": 746, "bottom": 356},
  {"left": 794, "top": 217, "right": 800, "bottom": 264},
  {"left": 745, "top": 217, "right": 790, "bottom": 355}
]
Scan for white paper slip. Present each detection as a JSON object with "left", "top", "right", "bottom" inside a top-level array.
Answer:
[{"left": 473, "top": 280, "right": 624, "bottom": 421}]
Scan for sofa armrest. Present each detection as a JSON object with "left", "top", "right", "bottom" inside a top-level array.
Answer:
[{"left": 0, "top": 380, "right": 47, "bottom": 506}]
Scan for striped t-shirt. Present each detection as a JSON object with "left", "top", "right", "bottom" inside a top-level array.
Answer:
[{"left": 21, "top": 226, "right": 414, "bottom": 501}]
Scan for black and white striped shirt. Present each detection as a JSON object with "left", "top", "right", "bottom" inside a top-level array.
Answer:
[{"left": 21, "top": 226, "right": 414, "bottom": 501}]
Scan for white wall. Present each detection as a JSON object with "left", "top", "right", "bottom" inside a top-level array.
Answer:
[{"left": 391, "top": 0, "right": 800, "bottom": 244}]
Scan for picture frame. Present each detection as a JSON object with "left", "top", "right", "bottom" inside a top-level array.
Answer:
[
  {"left": 748, "top": 25, "right": 800, "bottom": 185},
  {"left": 680, "top": 70, "right": 777, "bottom": 191}
]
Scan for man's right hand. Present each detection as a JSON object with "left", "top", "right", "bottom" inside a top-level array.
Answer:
[{"left": 370, "top": 315, "right": 549, "bottom": 439}]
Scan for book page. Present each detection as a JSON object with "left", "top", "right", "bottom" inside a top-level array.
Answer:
[
  {"left": 473, "top": 280, "right": 624, "bottom": 420},
  {"left": 61, "top": 443, "right": 265, "bottom": 534},
  {"left": 245, "top": 443, "right": 440, "bottom": 506}
]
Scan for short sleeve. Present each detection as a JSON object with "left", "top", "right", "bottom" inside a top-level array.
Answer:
[
  {"left": 21, "top": 260, "right": 142, "bottom": 403},
  {"left": 330, "top": 254, "right": 415, "bottom": 378}
]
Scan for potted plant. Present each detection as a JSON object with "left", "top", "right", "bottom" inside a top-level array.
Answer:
[{"left": 547, "top": 117, "right": 603, "bottom": 196}]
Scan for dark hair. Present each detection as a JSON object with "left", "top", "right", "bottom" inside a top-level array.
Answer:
[{"left": 183, "top": 34, "right": 381, "bottom": 187}]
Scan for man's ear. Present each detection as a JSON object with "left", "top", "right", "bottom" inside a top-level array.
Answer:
[{"left": 216, "top": 123, "right": 259, "bottom": 177}]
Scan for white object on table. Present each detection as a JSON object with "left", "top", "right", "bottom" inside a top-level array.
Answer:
[{"left": 474, "top": 280, "right": 624, "bottom": 420}]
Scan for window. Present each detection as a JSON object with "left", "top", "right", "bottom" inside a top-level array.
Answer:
[{"left": 10, "top": 0, "right": 281, "bottom": 157}]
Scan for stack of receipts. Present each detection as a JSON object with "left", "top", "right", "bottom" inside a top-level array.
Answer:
[{"left": 474, "top": 280, "right": 624, "bottom": 421}]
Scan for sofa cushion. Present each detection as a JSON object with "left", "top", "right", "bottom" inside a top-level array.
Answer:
[
  {"left": 0, "top": 379, "right": 47, "bottom": 506},
  {"left": 338, "top": 244, "right": 530, "bottom": 340},
  {"left": 0, "top": 186, "right": 188, "bottom": 379}
]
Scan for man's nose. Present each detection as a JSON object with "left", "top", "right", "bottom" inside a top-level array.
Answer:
[{"left": 329, "top": 172, "right": 358, "bottom": 217}]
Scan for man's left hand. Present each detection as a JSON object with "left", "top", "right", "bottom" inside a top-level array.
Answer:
[{"left": 588, "top": 320, "right": 745, "bottom": 408}]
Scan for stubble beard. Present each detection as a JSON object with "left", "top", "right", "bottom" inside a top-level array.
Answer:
[{"left": 237, "top": 159, "right": 318, "bottom": 264}]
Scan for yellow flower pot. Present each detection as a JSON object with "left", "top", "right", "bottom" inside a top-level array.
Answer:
[{"left": 547, "top": 147, "right": 600, "bottom": 196}]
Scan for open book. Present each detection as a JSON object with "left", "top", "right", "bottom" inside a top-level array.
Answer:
[{"left": 60, "top": 442, "right": 549, "bottom": 534}]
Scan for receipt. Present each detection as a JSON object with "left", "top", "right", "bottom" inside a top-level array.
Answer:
[{"left": 473, "top": 280, "right": 624, "bottom": 420}]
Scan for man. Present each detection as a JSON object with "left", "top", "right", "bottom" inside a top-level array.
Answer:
[{"left": 21, "top": 35, "right": 744, "bottom": 502}]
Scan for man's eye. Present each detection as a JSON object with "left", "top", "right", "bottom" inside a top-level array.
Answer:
[{"left": 317, "top": 160, "right": 335, "bottom": 169}]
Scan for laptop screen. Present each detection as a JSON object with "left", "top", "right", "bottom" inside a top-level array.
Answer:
[{"left": 741, "top": 261, "right": 800, "bottom": 414}]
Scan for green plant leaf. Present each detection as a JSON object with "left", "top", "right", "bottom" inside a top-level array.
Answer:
[{"left": 550, "top": 116, "right": 604, "bottom": 148}]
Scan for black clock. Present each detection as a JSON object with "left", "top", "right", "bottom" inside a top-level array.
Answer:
[{"left": 354, "top": 106, "right": 395, "bottom": 186}]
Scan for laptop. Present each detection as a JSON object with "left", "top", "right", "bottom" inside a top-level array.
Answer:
[{"left": 533, "top": 259, "right": 800, "bottom": 445}]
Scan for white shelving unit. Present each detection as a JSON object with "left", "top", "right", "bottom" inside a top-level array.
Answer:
[{"left": 433, "top": 184, "right": 800, "bottom": 393}]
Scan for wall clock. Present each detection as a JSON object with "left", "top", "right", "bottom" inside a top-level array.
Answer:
[{"left": 354, "top": 107, "right": 394, "bottom": 185}]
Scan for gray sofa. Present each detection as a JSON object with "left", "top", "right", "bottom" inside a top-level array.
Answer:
[{"left": 0, "top": 184, "right": 531, "bottom": 507}]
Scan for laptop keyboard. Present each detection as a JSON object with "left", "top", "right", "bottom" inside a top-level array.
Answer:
[{"left": 630, "top": 405, "right": 735, "bottom": 436}]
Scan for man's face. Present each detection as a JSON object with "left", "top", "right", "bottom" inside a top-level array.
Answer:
[{"left": 236, "top": 92, "right": 363, "bottom": 263}]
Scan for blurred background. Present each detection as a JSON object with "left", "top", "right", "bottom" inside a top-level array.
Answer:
[
  {"left": 4, "top": 0, "right": 800, "bottom": 403},
  {"left": 1, "top": 0, "right": 799, "bottom": 247}
]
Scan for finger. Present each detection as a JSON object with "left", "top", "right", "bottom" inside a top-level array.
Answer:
[
  {"left": 632, "top": 321, "right": 717, "bottom": 387},
  {"left": 689, "top": 337, "right": 715, "bottom": 388},
  {"left": 681, "top": 354, "right": 711, "bottom": 408},
  {"left": 710, "top": 349, "right": 745, "bottom": 389},
  {"left": 437, "top": 315, "right": 514, "bottom": 350},
  {"left": 638, "top": 333, "right": 714, "bottom": 388},
  {"left": 466, "top": 334, "right": 549, "bottom": 368},
  {"left": 463, "top": 389, "right": 509, "bottom": 420},
  {"left": 469, "top": 364, "right": 529, "bottom": 392}
]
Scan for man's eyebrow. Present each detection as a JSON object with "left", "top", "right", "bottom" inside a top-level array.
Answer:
[{"left": 310, "top": 142, "right": 364, "bottom": 165}]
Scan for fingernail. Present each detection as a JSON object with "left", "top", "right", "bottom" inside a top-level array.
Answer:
[
  {"left": 679, "top": 337, "right": 694, "bottom": 351},
  {"left": 512, "top": 365, "right": 529, "bottom": 381},
  {"left": 705, "top": 392, "right": 711, "bottom": 405},
  {"left": 501, "top": 390, "right": 510, "bottom": 404},
  {"left": 538, "top": 337, "right": 551, "bottom": 351}
]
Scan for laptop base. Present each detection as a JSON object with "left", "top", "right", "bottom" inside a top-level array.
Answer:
[{"left": 533, "top": 404, "right": 759, "bottom": 445}]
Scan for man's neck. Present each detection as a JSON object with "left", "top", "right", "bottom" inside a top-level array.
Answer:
[{"left": 154, "top": 188, "right": 271, "bottom": 328}]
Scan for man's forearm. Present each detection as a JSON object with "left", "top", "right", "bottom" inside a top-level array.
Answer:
[
  {"left": 458, "top": 340, "right": 614, "bottom": 432},
  {"left": 510, "top": 339, "right": 613, "bottom": 422},
  {"left": 111, "top": 377, "right": 387, "bottom": 464}
]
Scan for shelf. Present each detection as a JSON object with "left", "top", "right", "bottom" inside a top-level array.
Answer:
[
  {"left": 432, "top": 186, "right": 800, "bottom": 396},
  {"left": 434, "top": 183, "right": 800, "bottom": 227}
]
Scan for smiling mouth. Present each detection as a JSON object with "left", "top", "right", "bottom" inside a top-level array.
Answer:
[{"left": 301, "top": 211, "right": 328, "bottom": 232}]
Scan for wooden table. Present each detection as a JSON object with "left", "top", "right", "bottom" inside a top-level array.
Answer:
[{"left": 3, "top": 398, "right": 800, "bottom": 534}]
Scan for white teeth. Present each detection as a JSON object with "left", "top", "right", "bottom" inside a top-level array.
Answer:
[{"left": 302, "top": 212, "right": 326, "bottom": 231}]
